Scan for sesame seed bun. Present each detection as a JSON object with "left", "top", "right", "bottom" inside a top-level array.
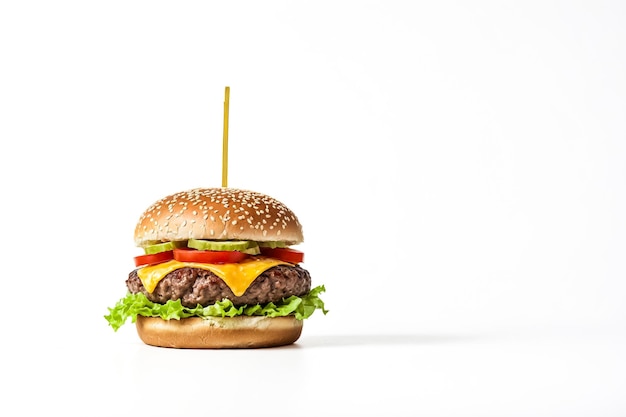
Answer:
[
  {"left": 134, "top": 187, "right": 304, "bottom": 247},
  {"left": 135, "top": 315, "right": 303, "bottom": 349}
]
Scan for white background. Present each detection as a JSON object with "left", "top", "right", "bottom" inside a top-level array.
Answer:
[{"left": 1, "top": 1, "right": 625, "bottom": 416}]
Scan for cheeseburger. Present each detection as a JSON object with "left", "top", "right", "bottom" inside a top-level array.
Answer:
[{"left": 105, "top": 187, "right": 327, "bottom": 348}]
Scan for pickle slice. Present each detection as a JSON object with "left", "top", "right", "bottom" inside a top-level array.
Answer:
[
  {"left": 257, "top": 241, "right": 288, "bottom": 249},
  {"left": 144, "top": 241, "right": 187, "bottom": 254},
  {"left": 187, "top": 239, "right": 251, "bottom": 252},
  {"left": 242, "top": 243, "right": 261, "bottom": 255}
]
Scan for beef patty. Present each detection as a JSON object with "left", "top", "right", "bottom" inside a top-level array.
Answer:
[{"left": 126, "top": 264, "right": 311, "bottom": 308}]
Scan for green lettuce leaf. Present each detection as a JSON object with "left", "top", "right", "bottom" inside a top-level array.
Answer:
[{"left": 104, "top": 285, "right": 328, "bottom": 331}]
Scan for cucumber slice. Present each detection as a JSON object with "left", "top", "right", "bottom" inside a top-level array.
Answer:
[
  {"left": 257, "top": 241, "right": 288, "bottom": 249},
  {"left": 143, "top": 241, "right": 187, "bottom": 254},
  {"left": 188, "top": 239, "right": 251, "bottom": 251}
]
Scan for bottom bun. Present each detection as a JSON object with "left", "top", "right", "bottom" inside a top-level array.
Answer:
[{"left": 135, "top": 315, "right": 303, "bottom": 349}]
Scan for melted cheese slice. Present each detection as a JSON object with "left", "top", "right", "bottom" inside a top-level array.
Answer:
[{"left": 137, "top": 256, "right": 289, "bottom": 296}]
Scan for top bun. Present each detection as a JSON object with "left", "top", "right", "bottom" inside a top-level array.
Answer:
[{"left": 134, "top": 188, "right": 303, "bottom": 247}]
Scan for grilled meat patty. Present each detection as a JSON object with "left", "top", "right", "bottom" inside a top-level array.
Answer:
[{"left": 126, "top": 264, "right": 311, "bottom": 308}]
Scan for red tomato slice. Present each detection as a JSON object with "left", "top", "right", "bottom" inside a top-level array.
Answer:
[
  {"left": 173, "top": 248, "right": 248, "bottom": 264},
  {"left": 259, "top": 247, "right": 304, "bottom": 264},
  {"left": 134, "top": 250, "right": 174, "bottom": 267}
]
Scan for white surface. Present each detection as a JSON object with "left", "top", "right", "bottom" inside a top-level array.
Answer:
[
  {"left": 1, "top": 1, "right": 625, "bottom": 416},
  {"left": 8, "top": 323, "right": 626, "bottom": 416}
]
